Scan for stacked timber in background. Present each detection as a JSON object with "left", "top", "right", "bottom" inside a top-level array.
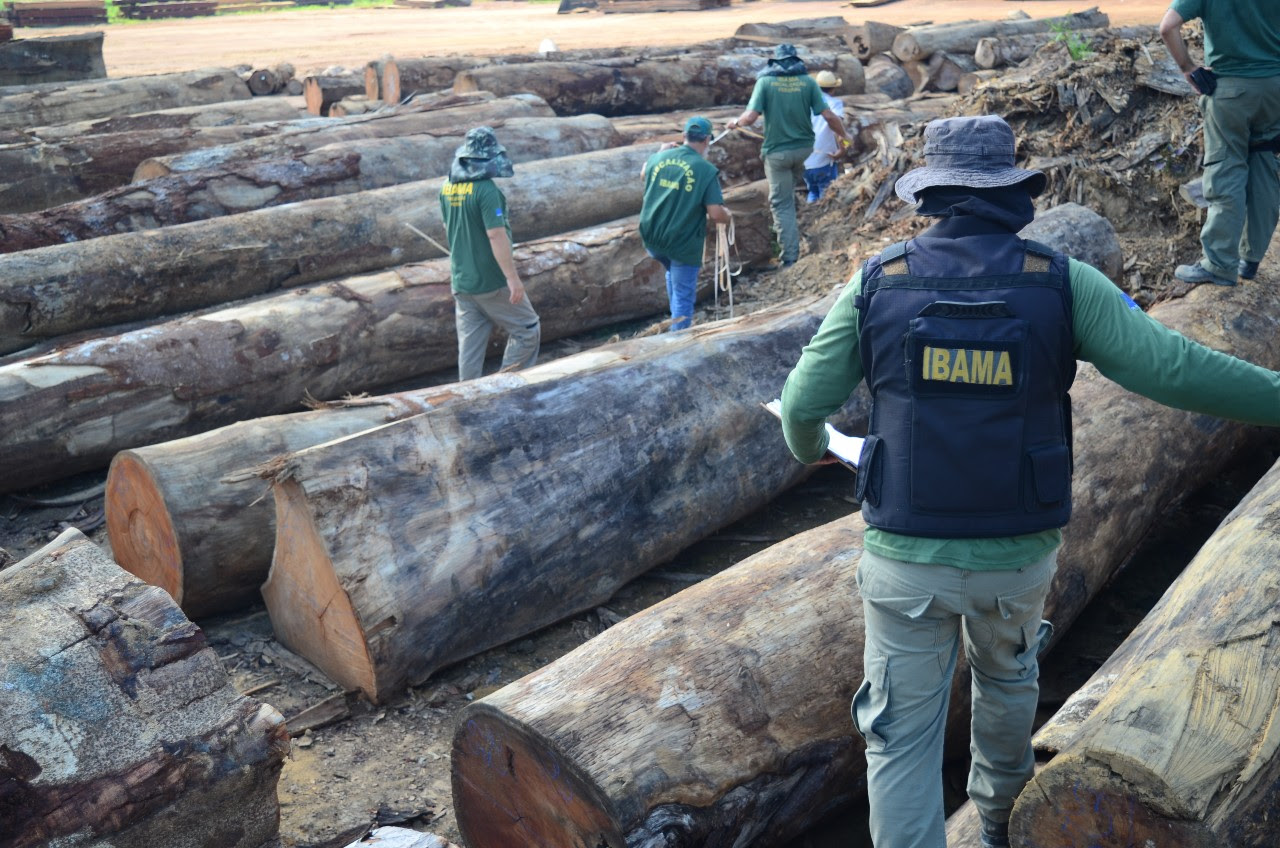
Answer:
[
  {"left": 7, "top": 0, "right": 107, "bottom": 25},
  {"left": 0, "top": 529, "right": 289, "bottom": 846},
  {"left": 0, "top": 31, "right": 105, "bottom": 86},
  {"left": 447, "top": 273, "right": 1280, "bottom": 848},
  {"left": 98, "top": 182, "right": 773, "bottom": 618}
]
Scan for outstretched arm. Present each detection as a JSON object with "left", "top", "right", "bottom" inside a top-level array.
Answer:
[{"left": 727, "top": 108, "right": 760, "bottom": 131}]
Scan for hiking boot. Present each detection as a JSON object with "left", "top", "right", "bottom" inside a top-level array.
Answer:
[
  {"left": 1239, "top": 259, "right": 1260, "bottom": 280},
  {"left": 979, "top": 814, "right": 1010, "bottom": 848},
  {"left": 1174, "top": 263, "right": 1235, "bottom": 287}
]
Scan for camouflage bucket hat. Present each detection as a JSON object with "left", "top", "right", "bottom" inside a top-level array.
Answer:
[
  {"left": 450, "top": 126, "right": 515, "bottom": 182},
  {"left": 770, "top": 43, "right": 799, "bottom": 63},
  {"left": 894, "top": 115, "right": 1046, "bottom": 204}
]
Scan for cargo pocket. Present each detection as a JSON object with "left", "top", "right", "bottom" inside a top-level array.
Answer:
[
  {"left": 996, "top": 580, "right": 1051, "bottom": 673},
  {"left": 851, "top": 654, "right": 889, "bottom": 748},
  {"left": 1016, "top": 619, "right": 1055, "bottom": 673},
  {"left": 1026, "top": 444, "right": 1070, "bottom": 506}
]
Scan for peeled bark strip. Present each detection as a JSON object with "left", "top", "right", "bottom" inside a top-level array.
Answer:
[
  {"left": 454, "top": 517, "right": 872, "bottom": 848},
  {"left": 0, "top": 113, "right": 621, "bottom": 252},
  {"left": 0, "top": 31, "right": 105, "bottom": 87},
  {"left": 21, "top": 181, "right": 771, "bottom": 500},
  {"left": 0, "top": 529, "right": 289, "bottom": 848},
  {"left": 973, "top": 25, "right": 1157, "bottom": 70},
  {"left": 261, "top": 294, "right": 867, "bottom": 703},
  {"left": 304, "top": 72, "right": 365, "bottom": 116},
  {"left": 891, "top": 8, "right": 1109, "bottom": 63},
  {"left": 1009, "top": 457, "right": 1280, "bottom": 847},
  {"left": 453, "top": 51, "right": 865, "bottom": 117},
  {"left": 845, "top": 20, "right": 904, "bottom": 60},
  {"left": 0, "top": 142, "right": 656, "bottom": 355},
  {"left": 447, "top": 280, "right": 1280, "bottom": 848},
  {"left": 0, "top": 67, "right": 250, "bottom": 132},
  {"left": 134, "top": 92, "right": 542, "bottom": 178}
]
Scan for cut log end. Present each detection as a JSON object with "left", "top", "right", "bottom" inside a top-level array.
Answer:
[
  {"left": 1012, "top": 755, "right": 1214, "bottom": 848},
  {"left": 263, "top": 477, "right": 377, "bottom": 699},
  {"left": 132, "top": 157, "right": 172, "bottom": 181},
  {"left": 105, "top": 451, "right": 185, "bottom": 605},
  {"left": 383, "top": 58, "right": 402, "bottom": 106},
  {"left": 364, "top": 63, "right": 381, "bottom": 101},
  {"left": 451, "top": 704, "right": 624, "bottom": 848}
]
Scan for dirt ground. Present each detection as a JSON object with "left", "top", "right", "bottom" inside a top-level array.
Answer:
[
  {"left": 1, "top": 2, "right": 1271, "bottom": 846},
  {"left": 28, "top": 0, "right": 1174, "bottom": 77}
]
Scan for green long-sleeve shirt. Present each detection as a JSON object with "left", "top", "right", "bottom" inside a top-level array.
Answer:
[{"left": 780, "top": 258, "right": 1280, "bottom": 570}]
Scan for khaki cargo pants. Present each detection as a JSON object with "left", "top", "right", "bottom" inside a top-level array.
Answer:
[{"left": 454, "top": 288, "right": 540, "bottom": 382}]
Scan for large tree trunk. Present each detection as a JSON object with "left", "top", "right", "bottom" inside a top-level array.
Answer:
[
  {"left": 260, "top": 294, "right": 869, "bottom": 703},
  {"left": 0, "top": 114, "right": 621, "bottom": 252},
  {"left": 0, "top": 31, "right": 105, "bottom": 87},
  {"left": 16, "top": 182, "right": 771, "bottom": 500},
  {"left": 453, "top": 51, "right": 865, "bottom": 116},
  {"left": 21, "top": 96, "right": 305, "bottom": 142},
  {"left": 451, "top": 515, "right": 874, "bottom": 848},
  {"left": 0, "top": 528, "right": 289, "bottom": 848},
  {"left": 446, "top": 280, "right": 1280, "bottom": 848},
  {"left": 1006, "top": 457, "right": 1280, "bottom": 848},
  {"left": 891, "top": 8, "right": 1110, "bottom": 63},
  {"left": 0, "top": 142, "right": 656, "bottom": 356},
  {"left": 0, "top": 67, "right": 250, "bottom": 132},
  {"left": 303, "top": 72, "right": 365, "bottom": 116},
  {"left": 864, "top": 54, "right": 914, "bottom": 99},
  {"left": 247, "top": 62, "right": 295, "bottom": 96},
  {"left": 734, "top": 16, "right": 849, "bottom": 41},
  {"left": 133, "top": 92, "right": 544, "bottom": 178},
  {"left": 845, "top": 20, "right": 904, "bottom": 61},
  {"left": 973, "top": 25, "right": 1158, "bottom": 70}
]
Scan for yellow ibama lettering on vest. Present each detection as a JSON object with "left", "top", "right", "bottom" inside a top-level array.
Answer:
[{"left": 923, "top": 347, "right": 1013, "bottom": 385}]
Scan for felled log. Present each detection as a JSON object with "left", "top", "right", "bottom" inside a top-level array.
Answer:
[
  {"left": 452, "top": 515, "right": 873, "bottom": 848},
  {"left": 23, "top": 96, "right": 304, "bottom": 142},
  {"left": 363, "top": 56, "right": 390, "bottom": 100},
  {"left": 261, "top": 293, "right": 866, "bottom": 702},
  {"left": 844, "top": 20, "right": 903, "bottom": 60},
  {"left": 891, "top": 7, "right": 1109, "bottom": 63},
  {"left": 304, "top": 71, "right": 365, "bottom": 116},
  {"left": 1008, "top": 455, "right": 1280, "bottom": 847},
  {"left": 247, "top": 61, "right": 294, "bottom": 96},
  {"left": 0, "top": 67, "right": 250, "bottom": 132},
  {"left": 0, "top": 528, "right": 289, "bottom": 848},
  {"left": 957, "top": 68, "right": 1000, "bottom": 96},
  {"left": 0, "top": 31, "right": 105, "bottom": 87},
  {"left": 1020, "top": 202, "right": 1123, "bottom": 282},
  {"left": 100, "top": 182, "right": 772, "bottom": 615},
  {"left": 973, "top": 25, "right": 1157, "bottom": 70},
  {"left": 329, "top": 95, "right": 383, "bottom": 117},
  {"left": 922, "top": 51, "right": 978, "bottom": 92},
  {"left": 734, "top": 16, "right": 848, "bottom": 41},
  {"left": 864, "top": 53, "right": 913, "bottom": 99},
  {"left": 0, "top": 113, "right": 621, "bottom": 252},
  {"left": 448, "top": 275, "right": 1280, "bottom": 848},
  {"left": 0, "top": 142, "right": 655, "bottom": 355},
  {"left": 134, "top": 92, "right": 543, "bottom": 177},
  {"left": 18, "top": 181, "right": 772, "bottom": 499},
  {"left": 453, "top": 51, "right": 865, "bottom": 117}
]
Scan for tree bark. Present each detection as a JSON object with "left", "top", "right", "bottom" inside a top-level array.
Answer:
[
  {"left": 957, "top": 69, "right": 1000, "bottom": 96},
  {"left": 864, "top": 54, "right": 913, "bottom": 100},
  {"left": 1020, "top": 202, "right": 1123, "bottom": 282},
  {"left": 133, "top": 92, "right": 542, "bottom": 178},
  {"left": 733, "top": 16, "right": 849, "bottom": 41},
  {"left": 0, "top": 31, "right": 105, "bottom": 87},
  {"left": 891, "top": 8, "right": 1110, "bottom": 63},
  {"left": 18, "top": 181, "right": 771, "bottom": 501},
  {"left": 0, "top": 114, "right": 621, "bottom": 252},
  {"left": 0, "top": 67, "right": 250, "bottom": 132},
  {"left": 453, "top": 515, "right": 875, "bottom": 848},
  {"left": 260, "top": 293, "right": 869, "bottom": 703},
  {"left": 446, "top": 279, "right": 1280, "bottom": 848},
  {"left": 0, "top": 142, "right": 656, "bottom": 355},
  {"left": 845, "top": 20, "right": 904, "bottom": 61},
  {"left": 247, "top": 62, "right": 294, "bottom": 96},
  {"left": 1008, "top": 456, "right": 1280, "bottom": 848},
  {"left": 22, "top": 96, "right": 304, "bottom": 142},
  {"left": 303, "top": 72, "right": 366, "bottom": 116},
  {"left": 973, "top": 25, "right": 1157, "bottom": 70},
  {"left": 452, "top": 51, "right": 865, "bottom": 117},
  {"left": 0, "top": 528, "right": 289, "bottom": 848}
]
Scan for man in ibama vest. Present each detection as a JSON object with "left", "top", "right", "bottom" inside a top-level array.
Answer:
[
  {"left": 439, "top": 126, "right": 540, "bottom": 382},
  {"left": 778, "top": 114, "right": 1280, "bottom": 848}
]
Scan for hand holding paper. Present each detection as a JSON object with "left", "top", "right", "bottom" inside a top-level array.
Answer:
[{"left": 762, "top": 399, "right": 864, "bottom": 472}]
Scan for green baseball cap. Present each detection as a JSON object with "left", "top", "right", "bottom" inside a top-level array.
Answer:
[{"left": 684, "top": 115, "right": 713, "bottom": 140}]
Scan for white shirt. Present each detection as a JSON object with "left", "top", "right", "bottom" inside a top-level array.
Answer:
[{"left": 804, "top": 91, "right": 844, "bottom": 170}]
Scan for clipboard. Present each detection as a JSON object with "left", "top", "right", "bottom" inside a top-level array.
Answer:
[{"left": 762, "top": 399, "right": 863, "bottom": 474}]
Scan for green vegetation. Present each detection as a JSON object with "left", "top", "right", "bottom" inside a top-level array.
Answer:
[{"left": 1049, "top": 19, "right": 1095, "bottom": 62}]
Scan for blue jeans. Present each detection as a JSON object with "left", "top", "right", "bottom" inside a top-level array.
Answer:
[
  {"left": 647, "top": 251, "right": 700, "bottom": 331},
  {"left": 804, "top": 162, "right": 839, "bottom": 203}
]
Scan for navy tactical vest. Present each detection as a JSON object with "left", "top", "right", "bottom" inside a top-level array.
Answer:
[{"left": 853, "top": 230, "right": 1076, "bottom": 538}]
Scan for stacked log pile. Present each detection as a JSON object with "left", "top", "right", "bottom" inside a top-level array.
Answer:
[{"left": 0, "top": 528, "right": 289, "bottom": 846}]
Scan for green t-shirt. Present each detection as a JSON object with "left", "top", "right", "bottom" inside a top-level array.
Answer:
[
  {"left": 1169, "top": 0, "right": 1280, "bottom": 78},
  {"left": 639, "top": 144, "right": 725, "bottom": 267},
  {"left": 746, "top": 72, "right": 830, "bottom": 155},
  {"left": 439, "top": 178, "right": 512, "bottom": 295},
  {"left": 780, "top": 257, "right": 1280, "bottom": 570}
]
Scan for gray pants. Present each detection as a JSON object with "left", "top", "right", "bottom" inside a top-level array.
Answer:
[
  {"left": 1198, "top": 74, "right": 1280, "bottom": 278},
  {"left": 853, "top": 548, "right": 1058, "bottom": 848},
  {"left": 454, "top": 288, "right": 540, "bottom": 382},
  {"left": 764, "top": 147, "right": 811, "bottom": 264}
]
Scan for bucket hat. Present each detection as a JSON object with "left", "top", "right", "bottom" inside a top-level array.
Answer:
[
  {"left": 684, "top": 115, "right": 712, "bottom": 140},
  {"left": 894, "top": 115, "right": 1045, "bottom": 203},
  {"left": 814, "top": 69, "right": 841, "bottom": 89},
  {"left": 770, "top": 43, "right": 799, "bottom": 63},
  {"left": 450, "top": 126, "right": 514, "bottom": 181}
]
